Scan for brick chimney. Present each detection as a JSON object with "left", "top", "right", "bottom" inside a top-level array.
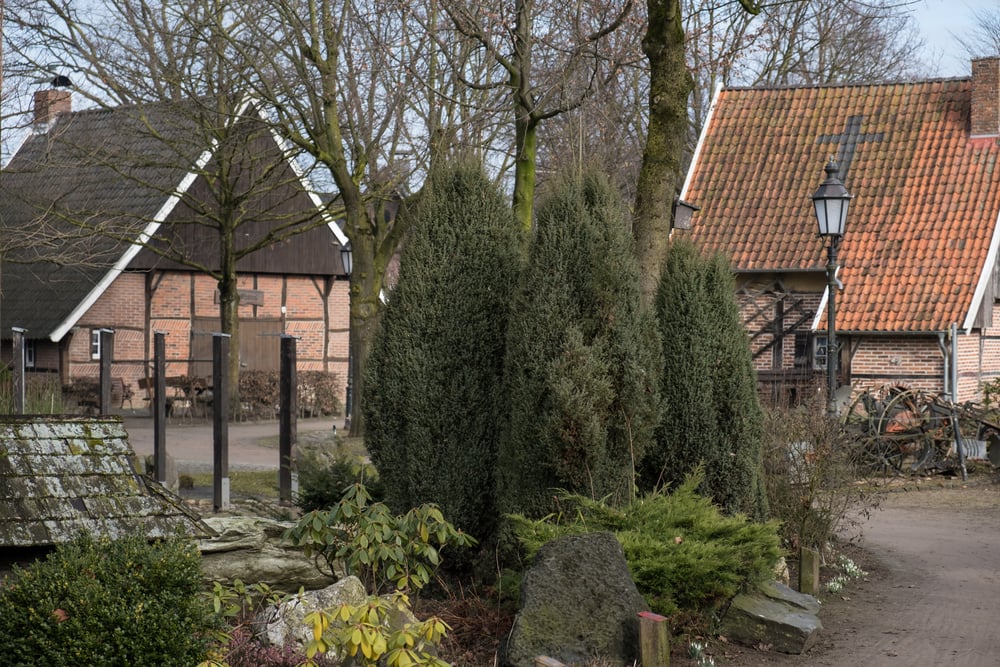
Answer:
[
  {"left": 32, "top": 89, "right": 72, "bottom": 132},
  {"left": 971, "top": 57, "right": 1000, "bottom": 138}
]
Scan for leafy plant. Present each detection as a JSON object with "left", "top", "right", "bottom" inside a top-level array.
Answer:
[
  {"left": 284, "top": 483, "right": 476, "bottom": 594},
  {"left": 302, "top": 592, "right": 450, "bottom": 667},
  {"left": 0, "top": 533, "right": 217, "bottom": 666},
  {"left": 199, "top": 580, "right": 328, "bottom": 667},
  {"left": 510, "top": 470, "right": 783, "bottom": 619}
]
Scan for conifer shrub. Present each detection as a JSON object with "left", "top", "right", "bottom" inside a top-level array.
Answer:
[
  {"left": 497, "top": 169, "right": 662, "bottom": 519},
  {"left": 363, "top": 161, "right": 522, "bottom": 541},
  {"left": 509, "top": 470, "right": 783, "bottom": 620},
  {"left": 0, "top": 533, "right": 217, "bottom": 666},
  {"left": 295, "top": 445, "right": 383, "bottom": 512},
  {"left": 641, "top": 238, "right": 767, "bottom": 519}
]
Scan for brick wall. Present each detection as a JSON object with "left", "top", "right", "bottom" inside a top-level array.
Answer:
[
  {"left": 60, "top": 269, "right": 349, "bottom": 408},
  {"left": 848, "top": 337, "right": 944, "bottom": 393}
]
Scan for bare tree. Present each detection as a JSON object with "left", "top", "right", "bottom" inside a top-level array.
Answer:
[
  {"left": 959, "top": 7, "right": 1000, "bottom": 60},
  {"left": 439, "top": 0, "right": 639, "bottom": 231}
]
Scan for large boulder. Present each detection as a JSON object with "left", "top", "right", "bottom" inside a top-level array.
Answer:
[
  {"left": 256, "top": 576, "right": 367, "bottom": 650},
  {"left": 719, "top": 582, "right": 823, "bottom": 654},
  {"left": 197, "top": 516, "right": 333, "bottom": 591},
  {"left": 503, "top": 532, "right": 648, "bottom": 667}
]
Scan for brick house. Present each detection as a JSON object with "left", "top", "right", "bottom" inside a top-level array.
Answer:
[
  {"left": 680, "top": 57, "right": 1000, "bottom": 405},
  {"left": 0, "top": 89, "right": 351, "bottom": 409}
]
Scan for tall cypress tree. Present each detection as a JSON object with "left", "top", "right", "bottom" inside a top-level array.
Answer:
[
  {"left": 641, "top": 238, "right": 767, "bottom": 519},
  {"left": 497, "top": 170, "right": 662, "bottom": 519},
  {"left": 363, "top": 162, "right": 522, "bottom": 540}
]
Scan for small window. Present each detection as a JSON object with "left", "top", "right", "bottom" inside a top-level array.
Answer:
[
  {"left": 24, "top": 341, "right": 36, "bottom": 368},
  {"left": 813, "top": 335, "right": 828, "bottom": 371},
  {"left": 90, "top": 330, "right": 102, "bottom": 360},
  {"left": 794, "top": 332, "right": 827, "bottom": 370}
]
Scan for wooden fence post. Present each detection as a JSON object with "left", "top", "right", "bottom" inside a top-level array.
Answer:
[{"left": 638, "top": 610, "right": 670, "bottom": 667}]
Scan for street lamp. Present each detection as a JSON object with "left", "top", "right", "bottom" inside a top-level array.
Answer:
[
  {"left": 340, "top": 241, "right": 353, "bottom": 431},
  {"left": 811, "top": 160, "right": 852, "bottom": 416}
]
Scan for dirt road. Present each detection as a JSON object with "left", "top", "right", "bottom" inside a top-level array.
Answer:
[{"left": 705, "top": 482, "right": 1000, "bottom": 666}]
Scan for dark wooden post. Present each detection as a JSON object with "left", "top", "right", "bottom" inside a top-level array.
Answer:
[
  {"left": 98, "top": 328, "right": 114, "bottom": 414},
  {"left": 212, "top": 333, "right": 230, "bottom": 512},
  {"left": 279, "top": 335, "right": 298, "bottom": 502},
  {"left": 153, "top": 331, "right": 167, "bottom": 484},
  {"left": 11, "top": 327, "right": 26, "bottom": 415}
]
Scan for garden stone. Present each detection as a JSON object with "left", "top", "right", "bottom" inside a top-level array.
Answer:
[
  {"left": 719, "top": 584, "right": 822, "bottom": 654},
  {"left": 759, "top": 580, "right": 822, "bottom": 615},
  {"left": 503, "top": 531, "right": 648, "bottom": 667},
  {"left": 256, "top": 576, "right": 367, "bottom": 650},
  {"left": 197, "top": 516, "right": 333, "bottom": 591}
]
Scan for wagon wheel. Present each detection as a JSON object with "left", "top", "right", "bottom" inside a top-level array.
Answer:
[
  {"left": 842, "top": 389, "right": 878, "bottom": 434},
  {"left": 843, "top": 388, "right": 904, "bottom": 478},
  {"left": 879, "top": 389, "right": 943, "bottom": 473}
]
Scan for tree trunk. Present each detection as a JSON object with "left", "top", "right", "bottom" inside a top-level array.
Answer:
[
  {"left": 346, "top": 218, "right": 383, "bottom": 437},
  {"left": 218, "top": 228, "right": 241, "bottom": 416},
  {"left": 633, "top": 0, "right": 693, "bottom": 306},
  {"left": 512, "top": 115, "right": 538, "bottom": 233}
]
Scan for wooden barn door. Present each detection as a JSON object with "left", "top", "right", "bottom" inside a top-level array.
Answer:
[{"left": 191, "top": 318, "right": 281, "bottom": 380}]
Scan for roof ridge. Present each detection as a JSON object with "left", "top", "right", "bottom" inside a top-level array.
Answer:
[{"left": 724, "top": 73, "right": 970, "bottom": 93}]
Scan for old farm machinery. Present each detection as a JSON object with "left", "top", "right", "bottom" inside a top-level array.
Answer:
[{"left": 841, "top": 385, "right": 1000, "bottom": 478}]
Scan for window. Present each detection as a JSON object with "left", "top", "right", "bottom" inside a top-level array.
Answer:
[
  {"left": 90, "top": 330, "right": 102, "bottom": 360},
  {"left": 813, "top": 335, "right": 829, "bottom": 371},
  {"left": 794, "top": 333, "right": 827, "bottom": 370},
  {"left": 24, "top": 341, "right": 35, "bottom": 368}
]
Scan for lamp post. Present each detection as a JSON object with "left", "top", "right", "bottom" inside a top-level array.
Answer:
[
  {"left": 811, "top": 160, "right": 852, "bottom": 416},
  {"left": 340, "top": 241, "right": 353, "bottom": 431}
]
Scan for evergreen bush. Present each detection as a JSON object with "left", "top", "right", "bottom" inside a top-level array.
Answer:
[
  {"left": 510, "top": 470, "right": 783, "bottom": 619},
  {"left": 641, "top": 238, "right": 767, "bottom": 519},
  {"left": 497, "top": 169, "right": 662, "bottom": 518},
  {"left": 363, "top": 161, "right": 522, "bottom": 541},
  {"left": 295, "top": 445, "right": 383, "bottom": 512},
  {"left": 0, "top": 533, "right": 217, "bottom": 666}
]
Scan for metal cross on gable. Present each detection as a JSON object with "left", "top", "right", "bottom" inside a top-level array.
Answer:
[{"left": 816, "top": 115, "right": 884, "bottom": 184}]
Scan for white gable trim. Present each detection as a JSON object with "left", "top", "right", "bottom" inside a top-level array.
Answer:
[
  {"left": 679, "top": 83, "right": 723, "bottom": 201},
  {"left": 48, "top": 146, "right": 216, "bottom": 342},
  {"left": 963, "top": 208, "right": 1000, "bottom": 332},
  {"left": 809, "top": 266, "right": 842, "bottom": 332},
  {"left": 256, "top": 105, "right": 349, "bottom": 247}
]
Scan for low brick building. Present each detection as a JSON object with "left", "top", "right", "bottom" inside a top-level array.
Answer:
[
  {"left": 0, "top": 90, "right": 350, "bottom": 410},
  {"left": 681, "top": 57, "right": 1000, "bottom": 405}
]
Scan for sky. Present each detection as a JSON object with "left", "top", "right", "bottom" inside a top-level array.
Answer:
[{"left": 912, "top": 0, "right": 999, "bottom": 77}]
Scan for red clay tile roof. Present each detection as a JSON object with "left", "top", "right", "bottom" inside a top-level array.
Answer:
[{"left": 682, "top": 76, "right": 1000, "bottom": 333}]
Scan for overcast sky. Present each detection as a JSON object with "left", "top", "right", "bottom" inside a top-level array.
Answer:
[{"left": 912, "top": 0, "right": 999, "bottom": 77}]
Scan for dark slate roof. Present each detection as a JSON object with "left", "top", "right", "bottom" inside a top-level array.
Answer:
[
  {"left": 683, "top": 74, "right": 1000, "bottom": 333},
  {"left": 0, "top": 99, "right": 212, "bottom": 338},
  {"left": 0, "top": 416, "right": 213, "bottom": 547}
]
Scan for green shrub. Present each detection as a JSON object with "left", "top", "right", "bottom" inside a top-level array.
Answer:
[
  {"left": 295, "top": 445, "right": 384, "bottom": 512},
  {"left": 641, "top": 238, "right": 767, "bottom": 519},
  {"left": 364, "top": 161, "right": 522, "bottom": 541},
  {"left": 510, "top": 470, "right": 783, "bottom": 619},
  {"left": 284, "top": 483, "right": 476, "bottom": 594},
  {"left": 498, "top": 169, "right": 662, "bottom": 519},
  {"left": 0, "top": 533, "right": 217, "bottom": 666}
]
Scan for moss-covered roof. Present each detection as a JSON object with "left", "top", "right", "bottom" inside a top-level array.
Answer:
[{"left": 0, "top": 416, "right": 212, "bottom": 546}]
